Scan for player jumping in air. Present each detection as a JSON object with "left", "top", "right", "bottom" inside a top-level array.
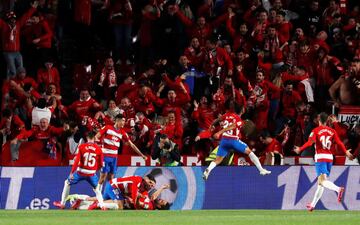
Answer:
[
  {"left": 53, "top": 131, "right": 104, "bottom": 209},
  {"left": 294, "top": 112, "right": 354, "bottom": 211},
  {"left": 203, "top": 100, "right": 271, "bottom": 180}
]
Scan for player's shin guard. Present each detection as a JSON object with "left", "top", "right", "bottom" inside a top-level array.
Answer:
[
  {"left": 249, "top": 152, "right": 264, "bottom": 171},
  {"left": 102, "top": 203, "right": 119, "bottom": 210},
  {"left": 310, "top": 185, "right": 324, "bottom": 207},
  {"left": 61, "top": 180, "right": 70, "bottom": 205},
  {"left": 322, "top": 180, "right": 340, "bottom": 192},
  {"left": 93, "top": 188, "right": 104, "bottom": 207}
]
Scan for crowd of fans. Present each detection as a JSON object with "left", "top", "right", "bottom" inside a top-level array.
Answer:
[{"left": 0, "top": 0, "right": 360, "bottom": 166}]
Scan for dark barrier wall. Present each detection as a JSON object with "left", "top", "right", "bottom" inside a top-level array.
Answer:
[{"left": 0, "top": 166, "right": 359, "bottom": 210}]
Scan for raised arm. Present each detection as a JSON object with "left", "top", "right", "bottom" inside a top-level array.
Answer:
[
  {"left": 127, "top": 139, "right": 147, "bottom": 160},
  {"left": 18, "top": 1, "right": 38, "bottom": 27},
  {"left": 150, "top": 184, "right": 170, "bottom": 201}
]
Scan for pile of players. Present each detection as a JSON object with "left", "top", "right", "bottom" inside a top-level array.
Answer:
[{"left": 53, "top": 130, "right": 170, "bottom": 210}]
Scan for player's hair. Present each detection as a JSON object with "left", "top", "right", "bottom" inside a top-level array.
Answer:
[
  {"left": 145, "top": 174, "right": 156, "bottom": 183},
  {"left": 86, "top": 130, "right": 96, "bottom": 139},
  {"left": 158, "top": 202, "right": 170, "bottom": 210},
  {"left": 319, "top": 112, "right": 329, "bottom": 124},
  {"left": 225, "top": 99, "right": 243, "bottom": 115}
]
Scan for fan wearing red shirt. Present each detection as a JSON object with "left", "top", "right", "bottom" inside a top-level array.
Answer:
[
  {"left": 66, "top": 89, "right": 102, "bottom": 121},
  {"left": 127, "top": 84, "right": 159, "bottom": 116},
  {"left": 11, "top": 117, "right": 69, "bottom": 161},
  {"left": 251, "top": 70, "right": 280, "bottom": 131},
  {"left": 294, "top": 112, "right": 354, "bottom": 211},
  {"left": 0, "top": 1, "right": 38, "bottom": 78},
  {"left": 202, "top": 37, "right": 234, "bottom": 80},
  {"left": 184, "top": 37, "right": 203, "bottom": 69},
  {"left": 115, "top": 76, "right": 137, "bottom": 104},
  {"left": 174, "top": 4, "right": 228, "bottom": 47},
  {"left": 276, "top": 81, "right": 302, "bottom": 134},
  {"left": 259, "top": 130, "right": 283, "bottom": 165},
  {"left": 53, "top": 131, "right": 104, "bottom": 209},
  {"left": 37, "top": 59, "right": 61, "bottom": 94},
  {"left": 22, "top": 12, "right": 53, "bottom": 72},
  {"left": 226, "top": 11, "right": 252, "bottom": 54},
  {"left": 192, "top": 96, "right": 218, "bottom": 131},
  {"left": 0, "top": 109, "right": 25, "bottom": 145},
  {"left": 161, "top": 110, "right": 183, "bottom": 150}
]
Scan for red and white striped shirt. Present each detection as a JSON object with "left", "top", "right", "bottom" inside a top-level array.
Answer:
[
  {"left": 110, "top": 176, "right": 143, "bottom": 201},
  {"left": 98, "top": 125, "right": 129, "bottom": 158},
  {"left": 308, "top": 125, "right": 347, "bottom": 162},
  {"left": 220, "top": 112, "right": 243, "bottom": 139},
  {"left": 71, "top": 142, "right": 103, "bottom": 176}
]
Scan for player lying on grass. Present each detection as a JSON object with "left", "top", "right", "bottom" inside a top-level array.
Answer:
[
  {"left": 79, "top": 174, "right": 158, "bottom": 210},
  {"left": 294, "top": 112, "right": 354, "bottom": 211},
  {"left": 65, "top": 184, "right": 170, "bottom": 210}
]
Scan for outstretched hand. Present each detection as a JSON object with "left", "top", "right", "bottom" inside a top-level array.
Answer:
[
  {"left": 345, "top": 150, "right": 354, "bottom": 160},
  {"left": 293, "top": 146, "right": 300, "bottom": 155},
  {"left": 31, "top": 1, "right": 39, "bottom": 8}
]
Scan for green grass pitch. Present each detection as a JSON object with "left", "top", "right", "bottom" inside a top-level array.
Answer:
[{"left": 0, "top": 210, "right": 359, "bottom": 225}]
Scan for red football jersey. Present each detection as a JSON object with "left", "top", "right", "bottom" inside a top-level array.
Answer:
[
  {"left": 220, "top": 112, "right": 243, "bottom": 139},
  {"left": 98, "top": 125, "right": 130, "bottom": 158},
  {"left": 71, "top": 142, "right": 103, "bottom": 176},
  {"left": 308, "top": 125, "right": 347, "bottom": 162},
  {"left": 110, "top": 176, "right": 143, "bottom": 201},
  {"left": 125, "top": 191, "right": 154, "bottom": 210}
]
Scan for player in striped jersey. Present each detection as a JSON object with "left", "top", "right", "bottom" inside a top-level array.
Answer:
[
  {"left": 87, "top": 174, "right": 156, "bottom": 210},
  {"left": 294, "top": 112, "right": 354, "bottom": 211},
  {"left": 66, "top": 183, "right": 170, "bottom": 210},
  {"left": 53, "top": 131, "right": 104, "bottom": 209},
  {"left": 203, "top": 100, "right": 271, "bottom": 180},
  {"left": 96, "top": 114, "right": 147, "bottom": 192}
]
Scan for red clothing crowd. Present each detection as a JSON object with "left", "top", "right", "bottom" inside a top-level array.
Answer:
[{"left": 1, "top": 0, "right": 360, "bottom": 166}]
